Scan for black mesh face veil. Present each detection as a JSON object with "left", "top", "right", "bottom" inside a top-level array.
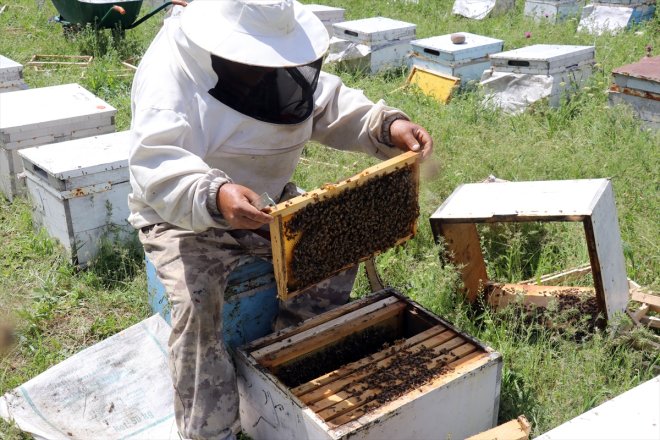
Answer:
[{"left": 208, "top": 55, "right": 323, "bottom": 125}]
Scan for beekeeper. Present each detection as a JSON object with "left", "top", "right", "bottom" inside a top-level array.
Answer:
[{"left": 128, "top": 0, "right": 433, "bottom": 439}]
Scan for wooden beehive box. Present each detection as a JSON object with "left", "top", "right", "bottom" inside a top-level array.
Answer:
[
  {"left": 0, "top": 55, "right": 27, "bottom": 93},
  {"left": 235, "top": 289, "right": 503, "bottom": 440},
  {"left": 483, "top": 44, "right": 595, "bottom": 110},
  {"left": 523, "top": 0, "right": 583, "bottom": 22},
  {"left": 410, "top": 33, "right": 504, "bottom": 84},
  {"left": 609, "top": 55, "right": 659, "bottom": 130},
  {"left": 305, "top": 4, "right": 346, "bottom": 36},
  {"left": 329, "top": 17, "right": 416, "bottom": 74},
  {"left": 429, "top": 179, "right": 629, "bottom": 321},
  {"left": 18, "top": 131, "right": 131, "bottom": 266},
  {"left": 0, "top": 83, "right": 116, "bottom": 201},
  {"left": 269, "top": 151, "right": 420, "bottom": 300}
]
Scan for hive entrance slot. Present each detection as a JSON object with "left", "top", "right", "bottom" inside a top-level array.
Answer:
[
  {"left": 424, "top": 48, "right": 441, "bottom": 56},
  {"left": 508, "top": 60, "right": 530, "bottom": 67}
]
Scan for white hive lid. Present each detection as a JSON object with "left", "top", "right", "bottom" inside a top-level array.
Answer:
[
  {"left": 306, "top": 4, "right": 345, "bottom": 12},
  {"left": 0, "top": 55, "right": 22, "bottom": 73},
  {"left": 411, "top": 33, "right": 504, "bottom": 62},
  {"left": 0, "top": 83, "right": 116, "bottom": 139},
  {"left": 333, "top": 17, "right": 416, "bottom": 46},
  {"left": 431, "top": 179, "right": 611, "bottom": 221},
  {"left": 18, "top": 130, "right": 131, "bottom": 180},
  {"left": 490, "top": 44, "right": 595, "bottom": 64}
]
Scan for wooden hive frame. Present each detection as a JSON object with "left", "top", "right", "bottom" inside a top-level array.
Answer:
[
  {"left": 269, "top": 151, "right": 420, "bottom": 300},
  {"left": 240, "top": 289, "right": 500, "bottom": 434},
  {"left": 429, "top": 179, "right": 630, "bottom": 321}
]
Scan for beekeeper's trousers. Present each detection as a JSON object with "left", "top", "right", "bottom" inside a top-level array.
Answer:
[{"left": 140, "top": 223, "right": 357, "bottom": 440}]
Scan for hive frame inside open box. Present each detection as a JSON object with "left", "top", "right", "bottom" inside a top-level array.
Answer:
[{"left": 429, "top": 178, "right": 630, "bottom": 321}]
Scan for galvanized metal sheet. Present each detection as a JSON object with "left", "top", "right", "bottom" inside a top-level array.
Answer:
[
  {"left": 490, "top": 44, "right": 595, "bottom": 75},
  {"left": 612, "top": 55, "right": 660, "bottom": 84}
]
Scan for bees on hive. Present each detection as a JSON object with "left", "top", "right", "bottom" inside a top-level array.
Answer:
[{"left": 285, "top": 166, "right": 419, "bottom": 289}]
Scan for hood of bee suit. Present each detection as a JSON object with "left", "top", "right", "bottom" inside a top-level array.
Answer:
[{"left": 179, "top": 0, "right": 329, "bottom": 68}]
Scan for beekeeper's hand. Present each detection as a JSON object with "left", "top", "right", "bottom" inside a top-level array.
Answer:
[
  {"left": 389, "top": 119, "right": 433, "bottom": 161},
  {"left": 218, "top": 183, "right": 273, "bottom": 229}
]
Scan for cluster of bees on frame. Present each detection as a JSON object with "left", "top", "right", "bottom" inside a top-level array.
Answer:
[
  {"left": 275, "top": 325, "right": 396, "bottom": 388},
  {"left": 354, "top": 344, "right": 452, "bottom": 408},
  {"left": 285, "top": 165, "right": 419, "bottom": 289}
]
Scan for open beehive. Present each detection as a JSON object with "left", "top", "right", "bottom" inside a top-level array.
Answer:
[
  {"left": 269, "top": 151, "right": 420, "bottom": 300},
  {"left": 235, "top": 289, "right": 502, "bottom": 440}
]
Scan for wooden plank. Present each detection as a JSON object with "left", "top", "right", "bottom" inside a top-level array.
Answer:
[
  {"left": 430, "top": 179, "right": 607, "bottom": 222},
  {"left": 406, "top": 66, "right": 460, "bottom": 103},
  {"left": 246, "top": 291, "right": 393, "bottom": 352},
  {"left": 326, "top": 342, "right": 480, "bottom": 427},
  {"left": 631, "top": 290, "right": 660, "bottom": 313},
  {"left": 298, "top": 329, "right": 458, "bottom": 405},
  {"left": 640, "top": 316, "right": 660, "bottom": 329},
  {"left": 466, "top": 415, "right": 531, "bottom": 440},
  {"left": 310, "top": 337, "right": 470, "bottom": 415},
  {"left": 488, "top": 283, "right": 595, "bottom": 309},
  {"left": 291, "top": 324, "right": 446, "bottom": 396},
  {"left": 583, "top": 181, "right": 629, "bottom": 320},
  {"left": 255, "top": 299, "right": 406, "bottom": 368},
  {"left": 521, "top": 263, "right": 592, "bottom": 285},
  {"left": 439, "top": 223, "right": 488, "bottom": 302},
  {"left": 269, "top": 151, "right": 420, "bottom": 299}
]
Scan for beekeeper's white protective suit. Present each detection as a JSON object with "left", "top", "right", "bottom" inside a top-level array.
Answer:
[
  {"left": 128, "top": 12, "right": 407, "bottom": 233},
  {"left": 127, "top": 1, "right": 423, "bottom": 439}
]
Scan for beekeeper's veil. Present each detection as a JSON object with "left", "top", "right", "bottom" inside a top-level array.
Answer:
[{"left": 180, "top": 0, "right": 329, "bottom": 125}]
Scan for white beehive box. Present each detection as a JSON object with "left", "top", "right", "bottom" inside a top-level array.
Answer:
[
  {"left": 18, "top": 131, "right": 132, "bottom": 266},
  {"left": 0, "top": 83, "right": 116, "bottom": 201},
  {"left": 329, "top": 17, "right": 416, "bottom": 74},
  {"left": 306, "top": 4, "right": 346, "bottom": 36},
  {"left": 0, "top": 55, "right": 27, "bottom": 93},
  {"left": 236, "top": 289, "right": 503, "bottom": 440},
  {"left": 410, "top": 33, "right": 504, "bottom": 84},
  {"left": 524, "top": 0, "right": 583, "bottom": 22},
  {"left": 481, "top": 44, "right": 595, "bottom": 112},
  {"left": 578, "top": 1, "right": 656, "bottom": 34},
  {"left": 452, "top": 0, "right": 516, "bottom": 19},
  {"left": 609, "top": 56, "right": 659, "bottom": 130},
  {"left": 489, "top": 44, "right": 595, "bottom": 75}
]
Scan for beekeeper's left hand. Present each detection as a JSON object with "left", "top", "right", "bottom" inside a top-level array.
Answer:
[{"left": 389, "top": 119, "right": 433, "bottom": 161}]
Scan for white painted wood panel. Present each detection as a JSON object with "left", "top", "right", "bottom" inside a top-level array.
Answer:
[
  {"left": 431, "top": 179, "right": 609, "bottom": 221},
  {"left": 538, "top": 376, "right": 660, "bottom": 439},
  {"left": 0, "top": 84, "right": 116, "bottom": 144},
  {"left": 585, "top": 182, "right": 629, "bottom": 319},
  {"left": 19, "top": 131, "right": 131, "bottom": 182}
]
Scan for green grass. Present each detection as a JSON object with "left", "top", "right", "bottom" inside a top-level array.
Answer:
[{"left": 1, "top": 0, "right": 659, "bottom": 438}]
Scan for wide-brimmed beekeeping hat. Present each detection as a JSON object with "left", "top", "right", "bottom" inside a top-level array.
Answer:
[{"left": 180, "top": 0, "right": 329, "bottom": 68}]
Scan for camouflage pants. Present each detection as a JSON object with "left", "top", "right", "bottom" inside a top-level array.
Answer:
[{"left": 139, "top": 223, "right": 357, "bottom": 440}]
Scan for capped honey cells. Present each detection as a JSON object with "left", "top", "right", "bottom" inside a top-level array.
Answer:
[{"left": 285, "top": 165, "right": 419, "bottom": 288}]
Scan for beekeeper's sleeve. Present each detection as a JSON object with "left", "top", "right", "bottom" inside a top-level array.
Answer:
[
  {"left": 128, "top": 107, "right": 231, "bottom": 232},
  {"left": 311, "top": 72, "right": 409, "bottom": 160}
]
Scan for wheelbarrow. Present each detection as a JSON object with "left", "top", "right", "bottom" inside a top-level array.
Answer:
[{"left": 51, "top": 0, "right": 187, "bottom": 30}]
